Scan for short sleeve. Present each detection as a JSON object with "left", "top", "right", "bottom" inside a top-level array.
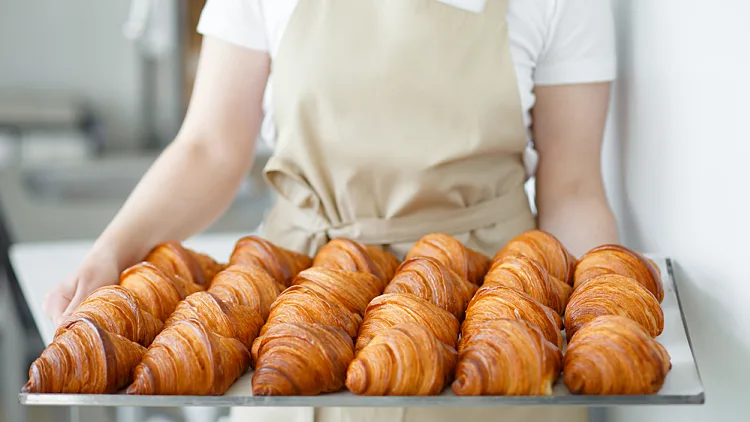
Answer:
[
  {"left": 197, "top": 0, "right": 269, "bottom": 52},
  {"left": 534, "top": 0, "right": 617, "bottom": 85}
]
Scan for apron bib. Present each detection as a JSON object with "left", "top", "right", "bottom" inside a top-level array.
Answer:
[{"left": 233, "top": 0, "right": 587, "bottom": 420}]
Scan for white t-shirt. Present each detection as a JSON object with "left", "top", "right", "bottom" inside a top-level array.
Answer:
[{"left": 197, "top": 0, "right": 616, "bottom": 151}]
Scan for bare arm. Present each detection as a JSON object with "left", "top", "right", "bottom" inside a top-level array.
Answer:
[
  {"left": 45, "top": 36, "right": 270, "bottom": 322},
  {"left": 533, "top": 82, "right": 618, "bottom": 257}
]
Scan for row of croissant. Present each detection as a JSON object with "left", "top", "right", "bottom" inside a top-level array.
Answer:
[{"left": 23, "top": 230, "right": 671, "bottom": 396}]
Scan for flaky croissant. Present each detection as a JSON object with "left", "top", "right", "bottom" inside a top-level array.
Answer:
[
  {"left": 355, "top": 293, "right": 460, "bottom": 353},
  {"left": 384, "top": 257, "right": 477, "bottom": 320},
  {"left": 293, "top": 267, "right": 384, "bottom": 316},
  {"left": 120, "top": 262, "right": 203, "bottom": 321},
  {"left": 346, "top": 322, "right": 457, "bottom": 396},
  {"left": 252, "top": 322, "right": 354, "bottom": 396},
  {"left": 452, "top": 319, "right": 561, "bottom": 396},
  {"left": 54, "top": 286, "right": 163, "bottom": 346},
  {"left": 145, "top": 242, "right": 209, "bottom": 286},
  {"left": 564, "top": 315, "right": 671, "bottom": 395},
  {"left": 404, "top": 233, "right": 491, "bottom": 285},
  {"left": 164, "top": 292, "right": 264, "bottom": 348},
  {"left": 127, "top": 318, "right": 251, "bottom": 395},
  {"left": 189, "top": 250, "right": 227, "bottom": 282},
  {"left": 229, "top": 235, "right": 312, "bottom": 287},
  {"left": 483, "top": 255, "right": 572, "bottom": 315},
  {"left": 23, "top": 318, "right": 146, "bottom": 394},
  {"left": 492, "top": 230, "right": 577, "bottom": 285},
  {"left": 313, "top": 238, "right": 400, "bottom": 287},
  {"left": 208, "top": 264, "right": 282, "bottom": 320},
  {"left": 574, "top": 244, "right": 664, "bottom": 302},
  {"left": 564, "top": 274, "right": 664, "bottom": 339},
  {"left": 461, "top": 286, "right": 563, "bottom": 350}
]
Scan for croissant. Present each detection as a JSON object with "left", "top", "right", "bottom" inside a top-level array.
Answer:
[
  {"left": 229, "top": 235, "right": 312, "bottom": 287},
  {"left": 452, "top": 319, "right": 562, "bottom": 396},
  {"left": 208, "top": 265, "right": 282, "bottom": 320},
  {"left": 564, "top": 315, "right": 671, "bottom": 395},
  {"left": 119, "top": 262, "right": 203, "bottom": 321},
  {"left": 383, "top": 257, "right": 477, "bottom": 320},
  {"left": 492, "top": 230, "right": 577, "bottom": 285},
  {"left": 54, "top": 286, "right": 163, "bottom": 346},
  {"left": 404, "top": 233, "right": 491, "bottom": 285},
  {"left": 189, "top": 250, "right": 227, "bottom": 282},
  {"left": 355, "top": 293, "right": 460, "bottom": 353},
  {"left": 482, "top": 255, "right": 572, "bottom": 315},
  {"left": 164, "top": 292, "right": 264, "bottom": 348},
  {"left": 23, "top": 318, "right": 146, "bottom": 394},
  {"left": 312, "top": 238, "right": 400, "bottom": 287},
  {"left": 145, "top": 242, "right": 209, "bottom": 286},
  {"left": 574, "top": 244, "right": 664, "bottom": 302},
  {"left": 293, "top": 267, "right": 384, "bottom": 315},
  {"left": 346, "top": 322, "right": 457, "bottom": 396},
  {"left": 127, "top": 318, "right": 251, "bottom": 395},
  {"left": 564, "top": 274, "right": 664, "bottom": 340},
  {"left": 461, "top": 286, "right": 563, "bottom": 351},
  {"left": 252, "top": 322, "right": 354, "bottom": 396}
]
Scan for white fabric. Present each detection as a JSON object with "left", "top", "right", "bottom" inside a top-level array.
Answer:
[{"left": 197, "top": 0, "right": 616, "bottom": 151}]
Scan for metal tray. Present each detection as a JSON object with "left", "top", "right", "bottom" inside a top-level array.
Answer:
[{"left": 20, "top": 257, "right": 704, "bottom": 407}]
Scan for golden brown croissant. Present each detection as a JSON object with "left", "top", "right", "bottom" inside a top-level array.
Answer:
[
  {"left": 383, "top": 257, "right": 477, "bottom": 320},
  {"left": 346, "top": 322, "right": 458, "bottom": 396},
  {"left": 404, "top": 233, "right": 491, "bottom": 285},
  {"left": 127, "top": 318, "right": 251, "bottom": 395},
  {"left": 164, "top": 292, "right": 264, "bottom": 348},
  {"left": 564, "top": 274, "right": 664, "bottom": 340},
  {"left": 312, "top": 238, "right": 400, "bottom": 287},
  {"left": 574, "top": 244, "right": 664, "bottom": 302},
  {"left": 461, "top": 285, "right": 563, "bottom": 350},
  {"left": 293, "top": 267, "right": 384, "bottom": 316},
  {"left": 145, "top": 242, "right": 208, "bottom": 286},
  {"left": 119, "top": 262, "right": 203, "bottom": 321},
  {"left": 208, "top": 264, "right": 282, "bottom": 320},
  {"left": 54, "top": 286, "right": 163, "bottom": 346},
  {"left": 189, "top": 250, "right": 227, "bottom": 282},
  {"left": 564, "top": 315, "right": 671, "bottom": 395},
  {"left": 229, "top": 235, "right": 312, "bottom": 287},
  {"left": 23, "top": 318, "right": 146, "bottom": 394},
  {"left": 483, "top": 255, "right": 572, "bottom": 315},
  {"left": 492, "top": 230, "right": 577, "bottom": 285},
  {"left": 452, "top": 319, "right": 561, "bottom": 396},
  {"left": 252, "top": 322, "right": 354, "bottom": 396},
  {"left": 355, "top": 293, "right": 460, "bottom": 353}
]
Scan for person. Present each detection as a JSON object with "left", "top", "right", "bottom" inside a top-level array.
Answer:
[{"left": 45, "top": 0, "right": 618, "bottom": 421}]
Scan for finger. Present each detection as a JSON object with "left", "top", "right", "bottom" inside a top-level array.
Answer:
[
  {"left": 59, "top": 283, "right": 93, "bottom": 323},
  {"left": 43, "top": 283, "right": 76, "bottom": 324}
]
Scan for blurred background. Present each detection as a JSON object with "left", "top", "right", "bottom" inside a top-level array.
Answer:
[{"left": 1, "top": 1, "right": 749, "bottom": 422}]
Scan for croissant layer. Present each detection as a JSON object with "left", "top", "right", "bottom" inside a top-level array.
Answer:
[
  {"left": 313, "top": 238, "right": 399, "bottom": 287},
  {"left": 145, "top": 242, "right": 207, "bottom": 286},
  {"left": 293, "top": 267, "right": 384, "bottom": 315},
  {"left": 120, "top": 262, "right": 202, "bottom": 321},
  {"left": 229, "top": 235, "right": 312, "bottom": 287},
  {"left": 492, "top": 230, "right": 576, "bottom": 285},
  {"left": 208, "top": 265, "right": 282, "bottom": 320},
  {"left": 564, "top": 315, "right": 671, "bottom": 395},
  {"left": 404, "top": 233, "right": 491, "bottom": 285}
]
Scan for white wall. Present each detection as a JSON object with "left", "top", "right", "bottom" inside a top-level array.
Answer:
[{"left": 606, "top": 1, "right": 750, "bottom": 421}]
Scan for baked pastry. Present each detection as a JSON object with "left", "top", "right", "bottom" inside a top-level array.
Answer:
[
  {"left": 346, "top": 322, "right": 458, "bottom": 396},
  {"left": 564, "top": 315, "right": 671, "bottom": 395},
  {"left": 355, "top": 293, "right": 460, "bottom": 353},
  {"left": 23, "top": 318, "right": 146, "bottom": 394},
  {"left": 492, "top": 230, "right": 576, "bottom": 285},
  {"left": 574, "top": 244, "right": 664, "bottom": 302},
  {"left": 460, "top": 286, "right": 563, "bottom": 350},
  {"left": 119, "top": 262, "right": 203, "bottom": 321},
  {"left": 164, "top": 291, "right": 264, "bottom": 348},
  {"left": 127, "top": 318, "right": 251, "bottom": 395},
  {"left": 452, "top": 319, "right": 561, "bottom": 396},
  {"left": 564, "top": 274, "right": 664, "bottom": 339},
  {"left": 229, "top": 235, "right": 312, "bottom": 287},
  {"left": 293, "top": 267, "right": 384, "bottom": 316},
  {"left": 252, "top": 322, "right": 354, "bottom": 396},
  {"left": 189, "top": 250, "right": 227, "bottom": 282},
  {"left": 384, "top": 257, "right": 477, "bottom": 320},
  {"left": 404, "top": 233, "right": 491, "bottom": 285},
  {"left": 144, "top": 242, "right": 209, "bottom": 286},
  {"left": 208, "top": 265, "right": 282, "bottom": 320},
  {"left": 313, "top": 238, "right": 400, "bottom": 287},
  {"left": 54, "top": 286, "right": 163, "bottom": 346},
  {"left": 483, "top": 255, "right": 572, "bottom": 315}
]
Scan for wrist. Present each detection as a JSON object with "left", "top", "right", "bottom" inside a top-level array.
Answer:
[{"left": 89, "top": 228, "right": 152, "bottom": 272}]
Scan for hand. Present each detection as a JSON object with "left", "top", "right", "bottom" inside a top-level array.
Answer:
[{"left": 43, "top": 249, "right": 121, "bottom": 327}]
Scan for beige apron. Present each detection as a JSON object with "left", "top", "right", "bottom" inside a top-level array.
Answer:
[{"left": 232, "top": 0, "right": 588, "bottom": 420}]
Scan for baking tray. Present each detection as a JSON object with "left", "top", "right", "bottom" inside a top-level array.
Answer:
[{"left": 20, "top": 257, "right": 705, "bottom": 407}]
